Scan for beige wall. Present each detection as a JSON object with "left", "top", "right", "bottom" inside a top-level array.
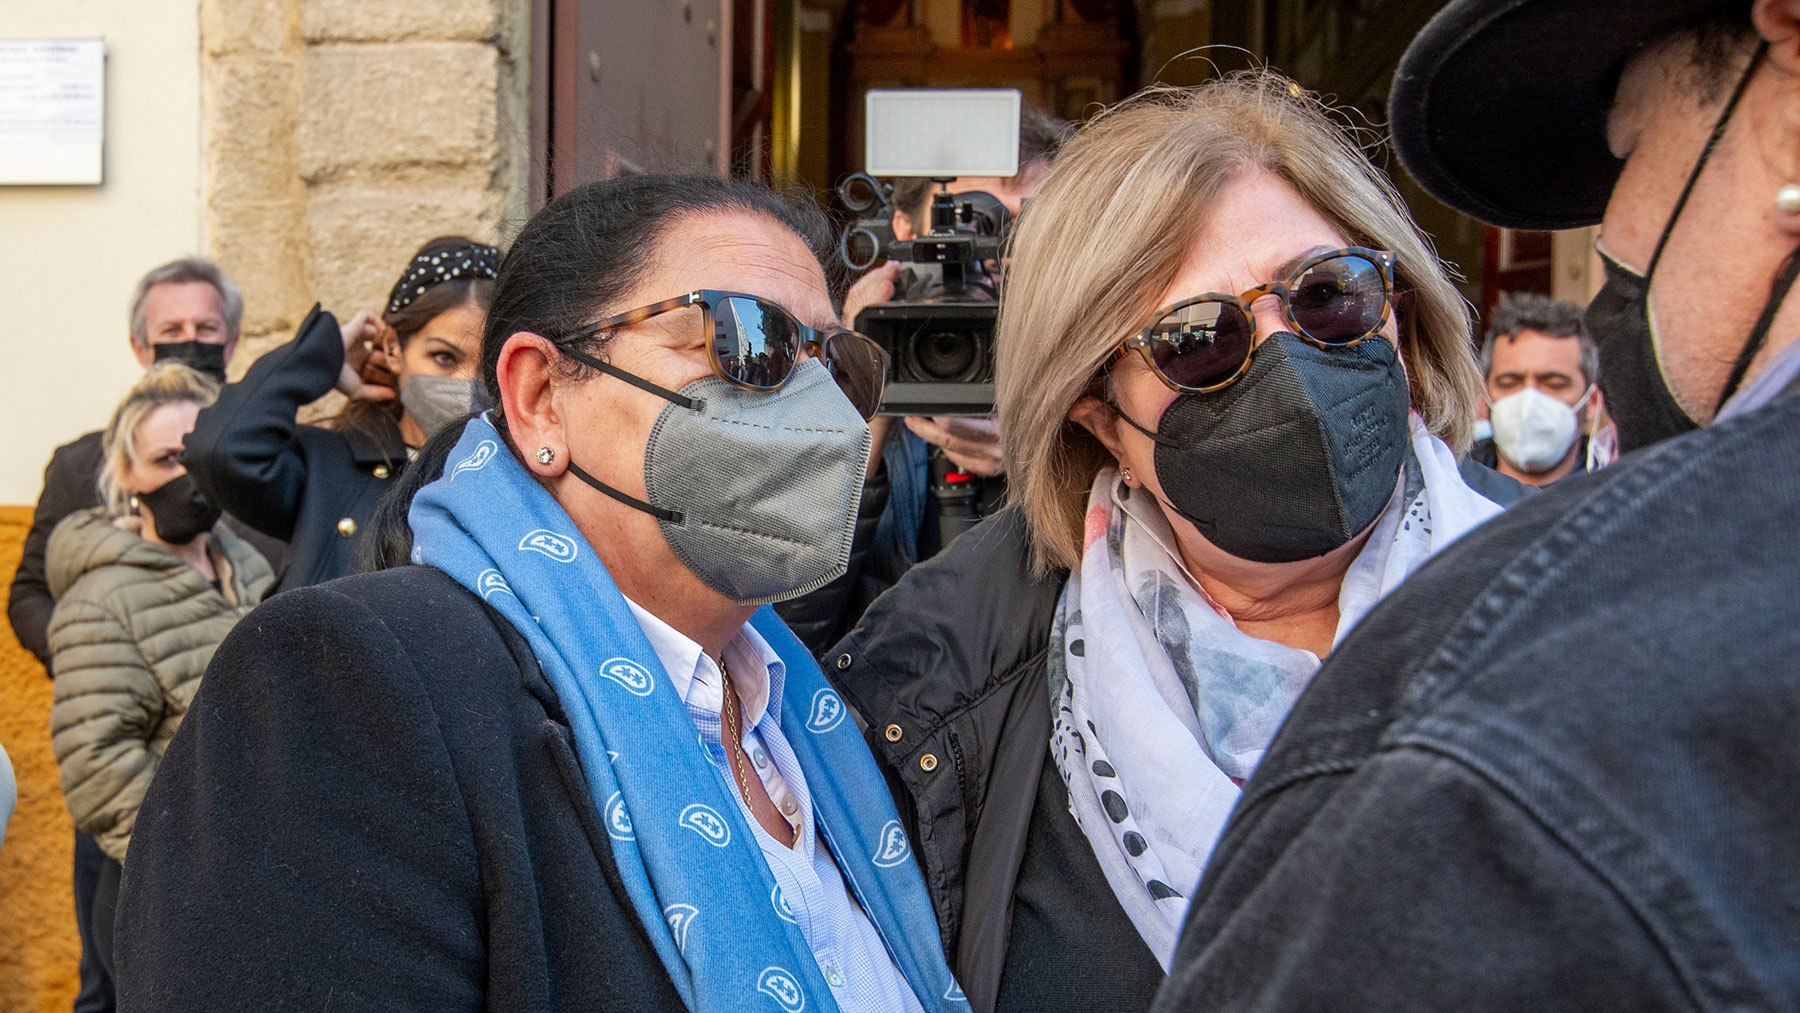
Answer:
[
  {"left": 0, "top": 1, "right": 204, "bottom": 506},
  {"left": 0, "top": 0, "right": 531, "bottom": 506}
]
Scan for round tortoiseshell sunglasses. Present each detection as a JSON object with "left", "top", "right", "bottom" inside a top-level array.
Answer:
[{"left": 1116, "top": 247, "right": 1398, "bottom": 394}]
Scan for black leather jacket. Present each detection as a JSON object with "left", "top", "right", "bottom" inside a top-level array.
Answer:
[
  {"left": 1155, "top": 387, "right": 1800, "bottom": 1010},
  {"left": 825, "top": 508, "right": 1063, "bottom": 1013},
  {"left": 182, "top": 305, "right": 407, "bottom": 592}
]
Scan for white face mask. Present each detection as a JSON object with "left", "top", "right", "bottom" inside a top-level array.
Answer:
[{"left": 1489, "top": 385, "right": 1593, "bottom": 474}]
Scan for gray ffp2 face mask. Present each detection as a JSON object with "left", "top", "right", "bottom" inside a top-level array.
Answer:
[
  {"left": 568, "top": 357, "right": 872, "bottom": 606},
  {"left": 401, "top": 373, "right": 488, "bottom": 438}
]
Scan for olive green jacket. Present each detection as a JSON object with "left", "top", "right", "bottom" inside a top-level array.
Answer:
[{"left": 47, "top": 508, "right": 273, "bottom": 860}]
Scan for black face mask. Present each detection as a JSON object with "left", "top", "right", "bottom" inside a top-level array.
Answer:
[
  {"left": 151, "top": 341, "right": 229, "bottom": 383},
  {"left": 1586, "top": 42, "right": 1800, "bottom": 454},
  {"left": 137, "top": 473, "right": 222, "bottom": 544},
  {"left": 1116, "top": 332, "right": 1410, "bottom": 564}
]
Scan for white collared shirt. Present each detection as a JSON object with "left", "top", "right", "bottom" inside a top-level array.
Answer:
[{"left": 623, "top": 599, "right": 926, "bottom": 1013}]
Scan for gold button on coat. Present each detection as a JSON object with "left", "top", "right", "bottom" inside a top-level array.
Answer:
[
  {"left": 373, "top": 464, "right": 390, "bottom": 479},
  {"left": 919, "top": 753, "right": 938, "bottom": 772},
  {"left": 337, "top": 517, "right": 357, "bottom": 537},
  {"left": 883, "top": 724, "right": 903, "bottom": 743}
]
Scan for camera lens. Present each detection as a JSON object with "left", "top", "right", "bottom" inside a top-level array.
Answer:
[
  {"left": 908, "top": 329, "right": 987, "bottom": 382},
  {"left": 840, "top": 228, "right": 882, "bottom": 272}
]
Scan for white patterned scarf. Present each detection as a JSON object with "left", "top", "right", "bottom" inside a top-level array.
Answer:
[{"left": 1046, "top": 415, "right": 1503, "bottom": 969}]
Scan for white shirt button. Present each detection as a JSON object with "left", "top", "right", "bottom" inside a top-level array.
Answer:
[
  {"left": 753, "top": 748, "right": 769, "bottom": 769},
  {"left": 780, "top": 798, "right": 798, "bottom": 816},
  {"left": 824, "top": 967, "right": 844, "bottom": 988}
]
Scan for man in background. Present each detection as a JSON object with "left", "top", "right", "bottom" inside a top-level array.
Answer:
[
  {"left": 778, "top": 104, "right": 1067, "bottom": 653},
  {"left": 1473, "top": 292, "right": 1608, "bottom": 486},
  {"left": 6, "top": 256, "right": 265, "bottom": 1013}
]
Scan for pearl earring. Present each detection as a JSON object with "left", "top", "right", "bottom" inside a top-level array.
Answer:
[
  {"left": 536, "top": 446, "right": 555, "bottom": 465},
  {"left": 1120, "top": 465, "right": 1133, "bottom": 485},
  {"left": 1777, "top": 184, "right": 1800, "bottom": 215}
]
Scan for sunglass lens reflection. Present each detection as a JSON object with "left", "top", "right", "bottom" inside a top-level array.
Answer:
[
  {"left": 1147, "top": 300, "right": 1254, "bottom": 390},
  {"left": 822, "top": 332, "right": 887, "bottom": 419},
  {"left": 1289, "top": 255, "right": 1386, "bottom": 345},
  {"left": 716, "top": 296, "right": 802, "bottom": 388}
]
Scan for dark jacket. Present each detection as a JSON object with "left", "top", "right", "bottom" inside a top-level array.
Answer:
[
  {"left": 825, "top": 454, "right": 1527, "bottom": 1011},
  {"left": 182, "top": 304, "right": 407, "bottom": 594},
  {"left": 1154, "top": 390, "right": 1800, "bottom": 1011},
  {"left": 777, "top": 467, "right": 897, "bottom": 654},
  {"left": 114, "top": 565, "right": 686, "bottom": 1011},
  {"left": 9, "top": 430, "right": 284, "bottom": 669},
  {"left": 825, "top": 508, "right": 1064, "bottom": 1013}
]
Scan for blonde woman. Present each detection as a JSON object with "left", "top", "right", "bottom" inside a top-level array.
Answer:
[
  {"left": 824, "top": 72, "right": 1513, "bottom": 1013},
  {"left": 47, "top": 363, "right": 273, "bottom": 978}
]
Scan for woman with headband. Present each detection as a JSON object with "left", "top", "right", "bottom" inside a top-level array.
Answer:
[{"left": 182, "top": 236, "right": 500, "bottom": 591}]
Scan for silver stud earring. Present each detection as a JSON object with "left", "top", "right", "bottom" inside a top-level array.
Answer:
[
  {"left": 536, "top": 446, "right": 555, "bottom": 465},
  {"left": 1777, "top": 184, "right": 1800, "bottom": 215}
]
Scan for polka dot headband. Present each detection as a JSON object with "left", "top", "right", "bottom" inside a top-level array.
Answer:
[{"left": 386, "top": 242, "right": 502, "bottom": 315}]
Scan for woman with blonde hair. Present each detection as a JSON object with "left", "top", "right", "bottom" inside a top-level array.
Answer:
[
  {"left": 824, "top": 71, "right": 1512, "bottom": 1012},
  {"left": 46, "top": 362, "right": 273, "bottom": 978}
]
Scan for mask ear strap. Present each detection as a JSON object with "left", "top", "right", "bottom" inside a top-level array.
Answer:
[
  {"left": 566, "top": 462, "right": 684, "bottom": 524},
  {"left": 1647, "top": 41, "right": 1767, "bottom": 277},
  {"left": 1715, "top": 243, "right": 1800, "bottom": 412}
]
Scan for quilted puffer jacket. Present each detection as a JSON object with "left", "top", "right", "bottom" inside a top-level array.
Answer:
[{"left": 47, "top": 508, "right": 273, "bottom": 860}]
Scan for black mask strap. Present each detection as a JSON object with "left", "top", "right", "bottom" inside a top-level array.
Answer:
[
  {"left": 1716, "top": 243, "right": 1800, "bottom": 412},
  {"left": 1110, "top": 400, "right": 1161, "bottom": 442},
  {"left": 566, "top": 461, "right": 684, "bottom": 524},
  {"left": 561, "top": 345, "right": 700, "bottom": 411},
  {"left": 1647, "top": 41, "right": 1767, "bottom": 277}
]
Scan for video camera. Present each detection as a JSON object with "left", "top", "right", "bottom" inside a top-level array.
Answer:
[{"left": 839, "top": 89, "right": 1022, "bottom": 417}]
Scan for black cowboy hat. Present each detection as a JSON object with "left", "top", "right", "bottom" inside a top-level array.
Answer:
[{"left": 1389, "top": 0, "right": 1743, "bottom": 231}]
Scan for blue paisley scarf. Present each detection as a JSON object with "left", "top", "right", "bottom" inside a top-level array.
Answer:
[{"left": 410, "top": 415, "right": 965, "bottom": 1013}]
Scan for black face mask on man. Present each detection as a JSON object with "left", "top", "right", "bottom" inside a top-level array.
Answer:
[
  {"left": 137, "top": 473, "right": 222, "bottom": 544},
  {"left": 1114, "top": 331, "right": 1410, "bottom": 564},
  {"left": 151, "top": 341, "right": 229, "bottom": 383},
  {"left": 1586, "top": 42, "right": 1800, "bottom": 454}
]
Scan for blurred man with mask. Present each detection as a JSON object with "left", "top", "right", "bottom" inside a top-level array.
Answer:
[
  {"left": 1152, "top": 1, "right": 1800, "bottom": 1008},
  {"left": 6, "top": 255, "right": 270, "bottom": 1013},
  {"left": 1472, "top": 292, "right": 1609, "bottom": 486},
  {"left": 777, "top": 104, "right": 1067, "bottom": 653}
]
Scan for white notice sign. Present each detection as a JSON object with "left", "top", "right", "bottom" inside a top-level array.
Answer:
[{"left": 0, "top": 39, "right": 104, "bottom": 185}]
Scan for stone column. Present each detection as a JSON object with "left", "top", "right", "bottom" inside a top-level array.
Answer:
[{"left": 202, "top": 0, "right": 531, "bottom": 364}]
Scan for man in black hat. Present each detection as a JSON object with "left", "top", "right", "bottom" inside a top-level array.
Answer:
[{"left": 1152, "top": 1, "right": 1800, "bottom": 1008}]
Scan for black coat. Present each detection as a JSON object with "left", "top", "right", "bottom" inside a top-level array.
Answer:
[
  {"left": 823, "top": 460, "right": 1527, "bottom": 1013},
  {"left": 1154, "top": 389, "right": 1800, "bottom": 1010},
  {"left": 7, "top": 430, "right": 285, "bottom": 669},
  {"left": 825, "top": 508, "right": 1064, "bottom": 1013},
  {"left": 114, "top": 565, "right": 686, "bottom": 1011},
  {"left": 182, "top": 305, "right": 407, "bottom": 593}
]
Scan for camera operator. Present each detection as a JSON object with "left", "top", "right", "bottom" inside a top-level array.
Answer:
[{"left": 776, "top": 104, "right": 1067, "bottom": 656}]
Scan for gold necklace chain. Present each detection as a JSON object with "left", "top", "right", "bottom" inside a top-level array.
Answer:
[{"left": 719, "top": 657, "right": 757, "bottom": 811}]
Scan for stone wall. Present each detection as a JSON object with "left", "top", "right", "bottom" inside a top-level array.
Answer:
[{"left": 202, "top": 0, "right": 532, "bottom": 367}]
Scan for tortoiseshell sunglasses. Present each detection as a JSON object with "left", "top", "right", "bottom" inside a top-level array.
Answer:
[
  {"left": 566, "top": 289, "right": 890, "bottom": 419},
  {"left": 1117, "top": 247, "right": 1398, "bottom": 394}
]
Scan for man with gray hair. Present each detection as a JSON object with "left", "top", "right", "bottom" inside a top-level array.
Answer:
[
  {"left": 6, "top": 255, "right": 261, "bottom": 1013},
  {"left": 1471, "top": 291, "right": 1608, "bottom": 486}
]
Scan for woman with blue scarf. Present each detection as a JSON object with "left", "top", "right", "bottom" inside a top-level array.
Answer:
[{"left": 113, "top": 174, "right": 963, "bottom": 1013}]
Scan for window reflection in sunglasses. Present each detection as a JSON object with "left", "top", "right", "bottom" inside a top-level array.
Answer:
[{"left": 1137, "top": 251, "right": 1393, "bottom": 392}]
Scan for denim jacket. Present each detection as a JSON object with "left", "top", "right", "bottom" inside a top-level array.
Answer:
[{"left": 1155, "top": 388, "right": 1800, "bottom": 1010}]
